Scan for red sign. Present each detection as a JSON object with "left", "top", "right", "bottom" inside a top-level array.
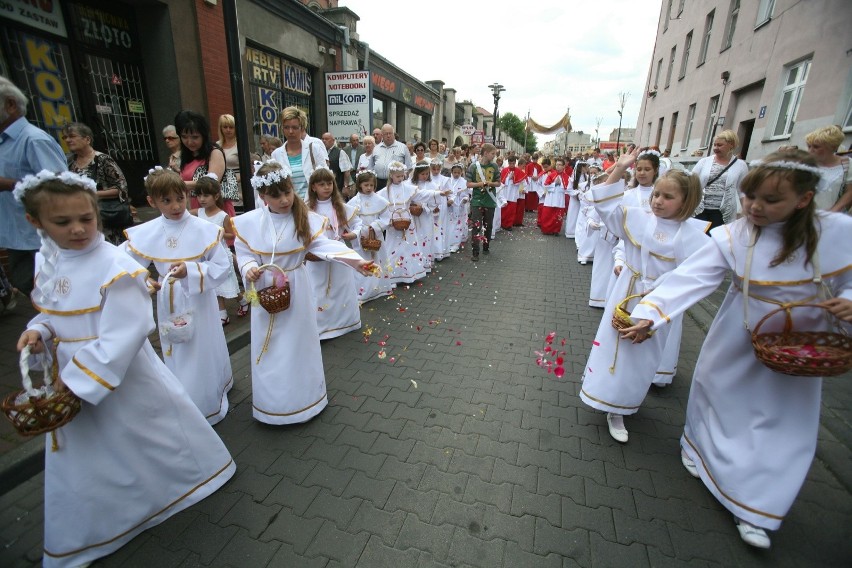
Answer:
[
  {"left": 599, "top": 141, "right": 623, "bottom": 150},
  {"left": 111, "top": 73, "right": 122, "bottom": 86}
]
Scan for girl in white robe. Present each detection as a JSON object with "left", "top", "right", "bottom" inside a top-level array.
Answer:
[
  {"left": 306, "top": 168, "right": 362, "bottom": 339},
  {"left": 349, "top": 170, "right": 394, "bottom": 302},
  {"left": 587, "top": 172, "right": 619, "bottom": 307},
  {"left": 625, "top": 151, "right": 852, "bottom": 549},
  {"left": 580, "top": 148, "right": 708, "bottom": 443},
  {"left": 575, "top": 179, "right": 598, "bottom": 264},
  {"left": 15, "top": 172, "right": 234, "bottom": 568},
  {"left": 411, "top": 162, "right": 445, "bottom": 265},
  {"left": 565, "top": 162, "right": 587, "bottom": 238},
  {"left": 234, "top": 162, "right": 373, "bottom": 424},
  {"left": 446, "top": 164, "right": 471, "bottom": 252},
  {"left": 377, "top": 162, "right": 428, "bottom": 283},
  {"left": 123, "top": 169, "right": 233, "bottom": 425},
  {"left": 429, "top": 161, "right": 453, "bottom": 259}
]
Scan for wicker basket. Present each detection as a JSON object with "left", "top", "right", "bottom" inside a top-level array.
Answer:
[
  {"left": 611, "top": 294, "right": 654, "bottom": 336},
  {"left": 1, "top": 346, "right": 81, "bottom": 437},
  {"left": 254, "top": 263, "right": 291, "bottom": 314},
  {"left": 360, "top": 227, "right": 381, "bottom": 251},
  {"left": 305, "top": 253, "right": 322, "bottom": 262},
  {"left": 409, "top": 203, "right": 424, "bottom": 217},
  {"left": 752, "top": 304, "right": 851, "bottom": 377},
  {"left": 391, "top": 209, "right": 411, "bottom": 230}
]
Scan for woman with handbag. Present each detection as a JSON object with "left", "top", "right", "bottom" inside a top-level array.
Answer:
[
  {"left": 174, "top": 110, "right": 233, "bottom": 216},
  {"left": 691, "top": 130, "right": 750, "bottom": 228},
  {"left": 269, "top": 106, "right": 329, "bottom": 200},
  {"left": 216, "top": 114, "right": 243, "bottom": 218},
  {"left": 62, "top": 122, "right": 132, "bottom": 244}
]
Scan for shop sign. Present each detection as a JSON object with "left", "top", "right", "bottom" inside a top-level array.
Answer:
[
  {"left": 68, "top": 3, "right": 136, "bottom": 53},
  {"left": 256, "top": 86, "right": 280, "bottom": 138},
  {"left": 1, "top": 0, "right": 68, "bottom": 37},
  {"left": 325, "top": 71, "right": 371, "bottom": 141},
  {"left": 95, "top": 104, "right": 112, "bottom": 114},
  {"left": 461, "top": 124, "right": 475, "bottom": 136},
  {"left": 20, "top": 33, "right": 74, "bottom": 143},
  {"left": 371, "top": 70, "right": 396, "bottom": 96},
  {"left": 283, "top": 60, "right": 312, "bottom": 96},
  {"left": 127, "top": 99, "right": 144, "bottom": 114},
  {"left": 246, "top": 46, "right": 281, "bottom": 88}
]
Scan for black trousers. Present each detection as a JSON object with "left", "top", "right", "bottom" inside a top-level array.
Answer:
[
  {"left": 6, "top": 249, "right": 35, "bottom": 295},
  {"left": 469, "top": 206, "right": 495, "bottom": 254},
  {"left": 376, "top": 178, "right": 388, "bottom": 190},
  {"left": 695, "top": 208, "right": 724, "bottom": 229}
]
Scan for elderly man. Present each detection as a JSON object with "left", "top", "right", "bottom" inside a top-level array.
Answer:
[
  {"left": 321, "top": 132, "right": 353, "bottom": 196},
  {"left": 0, "top": 77, "right": 67, "bottom": 296},
  {"left": 346, "top": 133, "right": 366, "bottom": 172},
  {"left": 371, "top": 124, "right": 412, "bottom": 189},
  {"left": 372, "top": 127, "right": 382, "bottom": 141}
]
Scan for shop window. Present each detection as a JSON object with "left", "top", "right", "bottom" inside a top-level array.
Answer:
[{"left": 245, "top": 45, "right": 313, "bottom": 141}]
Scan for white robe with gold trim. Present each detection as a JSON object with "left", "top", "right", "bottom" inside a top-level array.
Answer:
[
  {"left": 349, "top": 192, "right": 395, "bottom": 302},
  {"left": 232, "top": 208, "right": 364, "bottom": 424},
  {"left": 632, "top": 214, "right": 852, "bottom": 530},
  {"left": 307, "top": 200, "right": 363, "bottom": 339},
  {"left": 580, "top": 179, "right": 710, "bottom": 415},
  {"left": 28, "top": 237, "right": 235, "bottom": 567},
  {"left": 123, "top": 211, "right": 233, "bottom": 424},
  {"left": 377, "top": 182, "right": 428, "bottom": 283}
]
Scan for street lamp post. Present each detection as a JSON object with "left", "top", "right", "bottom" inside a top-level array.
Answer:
[
  {"left": 488, "top": 82, "right": 505, "bottom": 144},
  {"left": 707, "top": 71, "right": 731, "bottom": 157},
  {"left": 615, "top": 91, "right": 629, "bottom": 154}
]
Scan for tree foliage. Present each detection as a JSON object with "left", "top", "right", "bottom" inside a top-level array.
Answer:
[{"left": 499, "top": 112, "right": 537, "bottom": 153}]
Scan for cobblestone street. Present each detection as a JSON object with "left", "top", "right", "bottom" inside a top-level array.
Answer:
[{"left": 1, "top": 216, "right": 850, "bottom": 567}]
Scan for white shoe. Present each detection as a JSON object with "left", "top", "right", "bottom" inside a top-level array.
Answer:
[
  {"left": 606, "top": 413, "right": 628, "bottom": 443},
  {"left": 681, "top": 452, "right": 699, "bottom": 478},
  {"left": 735, "top": 518, "right": 771, "bottom": 549}
]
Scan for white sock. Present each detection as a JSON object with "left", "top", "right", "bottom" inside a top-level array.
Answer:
[{"left": 607, "top": 413, "right": 625, "bottom": 430}]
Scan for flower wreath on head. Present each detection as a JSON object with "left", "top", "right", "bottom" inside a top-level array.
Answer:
[
  {"left": 387, "top": 161, "right": 406, "bottom": 173},
  {"left": 356, "top": 169, "right": 378, "bottom": 180},
  {"left": 312, "top": 165, "right": 333, "bottom": 174},
  {"left": 638, "top": 149, "right": 661, "bottom": 160},
  {"left": 14, "top": 170, "right": 97, "bottom": 204},
  {"left": 748, "top": 159, "right": 822, "bottom": 179},
  {"left": 144, "top": 165, "right": 165, "bottom": 182},
  {"left": 250, "top": 160, "right": 291, "bottom": 190}
]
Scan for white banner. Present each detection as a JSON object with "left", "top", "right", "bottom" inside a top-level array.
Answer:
[
  {"left": 324, "top": 70, "right": 371, "bottom": 143},
  {"left": 1, "top": 0, "right": 68, "bottom": 37}
]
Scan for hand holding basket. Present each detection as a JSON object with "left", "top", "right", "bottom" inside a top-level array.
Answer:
[
  {"left": 391, "top": 209, "right": 412, "bottom": 230},
  {"left": 611, "top": 294, "right": 655, "bottom": 337},
  {"left": 360, "top": 227, "right": 382, "bottom": 251},
  {"left": 1, "top": 346, "right": 81, "bottom": 437},
  {"left": 248, "top": 264, "right": 291, "bottom": 314}
]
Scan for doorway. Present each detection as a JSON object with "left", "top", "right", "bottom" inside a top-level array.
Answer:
[{"left": 738, "top": 119, "right": 755, "bottom": 160}]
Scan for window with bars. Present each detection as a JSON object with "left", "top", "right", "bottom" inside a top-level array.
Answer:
[
  {"left": 698, "top": 10, "right": 715, "bottom": 66},
  {"left": 771, "top": 59, "right": 811, "bottom": 139}
]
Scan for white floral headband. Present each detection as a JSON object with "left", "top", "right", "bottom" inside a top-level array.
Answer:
[
  {"left": 748, "top": 160, "right": 822, "bottom": 178},
  {"left": 357, "top": 169, "right": 378, "bottom": 179},
  {"left": 638, "top": 149, "right": 661, "bottom": 159},
  {"left": 14, "top": 170, "right": 97, "bottom": 203},
  {"left": 251, "top": 161, "right": 291, "bottom": 190},
  {"left": 388, "top": 161, "right": 406, "bottom": 172},
  {"left": 205, "top": 172, "right": 219, "bottom": 181},
  {"left": 145, "top": 165, "right": 164, "bottom": 182},
  {"left": 312, "top": 165, "right": 333, "bottom": 174}
]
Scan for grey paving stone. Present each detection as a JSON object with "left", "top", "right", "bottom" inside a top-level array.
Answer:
[
  {"left": 260, "top": 507, "right": 324, "bottom": 554},
  {"left": 358, "top": 397, "right": 399, "bottom": 419},
  {"left": 370, "top": 433, "right": 415, "bottom": 461},
  {"left": 517, "top": 444, "right": 561, "bottom": 475},
  {"left": 169, "top": 513, "right": 238, "bottom": 565},
  {"left": 267, "top": 542, "right": 329, "bottom": 568},
  {"left": 461, "top": 414, "right": 500, "bottom": 439},
  {"left": 604, "top": 461, "right": 656, "bottom": 497},
  {"left": 264, "top": 476, "right": 321, "bottom": 516},
  {"left": 417, "top": 464, "right": 468, "bottom": 497},
  {"left": 330, "top": 406, "right": 373, "bottom": 430},
  {"left": 446, "top": 448, "right": 495, "bottom": 482},
  {"left": 305, "top": 520, "right": 370, "bottom": 565},
  {"left": 561, "top": 496, "right": 616, "bottom": 540},
  {"left": 219, "top": 493, "right": 281, "bottom": 539},
  {"left": 584, "top": 478, "right": 637, "bottom": 516},
  {"left": 475, "top": 438, "right": 519, "bottom": 464},
  {"left": 342, "top": 471, "right": 396, "bottom": 508},
  {"left": 363, "top": 414, "right": 407, "bottom": 438},
  {"left": 436, "top": 429, "right": 479, "bottom": 455},
  {"left": 303, "top": 462, "right": 355, "bottom": 497},
  {"left": 481, "top": 505, "right": 536, "bottom": 552},
  {"left": 492, "top": 457, "right": 538, "bottom": 492},
  {"left": 384, "top": 482, "right": 440, "bottom": 524},
  {"left": 394, "top": 514, "right": 454, "bottom": 562},
  {"left": 632, "top": 489, "right": 694, "bottom": 528},
  {"left": 511, "top": 486, "right": 562, "bottom": 526},
  {"left": 335, "top": 428, "right": 380, "bottom": 453},
  {"left": 503, "top": 539, "right": 561, "bottom": 568},
  {"left": 357, "top": 534, "right": 420, "bottom": 568},
  {"left": 216, "top": 528, "right": 281, "bottom": 567},
  {"left": 612, "top": 508, "right": 674, "bottom": 557},
  {"left": 431, "top": 493, "right": 486, "bottom": 530},
  {"left": 223, "top": 466, "right": 282, "bottom": 502},
  {"left": 376, "top": 456, "right": 427, "bottom": 488},
  {"left": 666, "top": 521, "right": 738, "bottom": 566},
  {"left": 304, "top": 488, "right": 362, "bottom": 528},
  {"left": 447, "top": 527, "right": 506, "bottom": 568},
  {"left": 341, "top": 446, "right": 387, "bottom": 477},
  {"left": 589, "top": 530, "right": 650, "bottom": 567},
  {"left": 101, "top": 535, "right": 189, "bottom": 567},
  {"left": 533, "top": 517, "right": 590, "bottom": 565},
  {"left": 462, "top": 475, "right": 514, "bottom": 514},
  {"left": 348, "top": 501, "right": 407, "bottom": 547}
]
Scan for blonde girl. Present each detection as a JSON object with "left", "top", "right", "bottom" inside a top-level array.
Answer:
[
  {"left": 349, "top": 170, "right": 394, "bottom": 302},
  {"left": 232, "top": 161, "right": 374, "bottom": 424}
]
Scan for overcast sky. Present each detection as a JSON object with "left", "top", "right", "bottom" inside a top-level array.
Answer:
[{"left": 339, "top": 0, "right": 661, "bottom": 144}]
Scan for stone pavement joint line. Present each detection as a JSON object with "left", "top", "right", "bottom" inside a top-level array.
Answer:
[{"left": 0, "top": 213, "right": 850, "bottom": 567}]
